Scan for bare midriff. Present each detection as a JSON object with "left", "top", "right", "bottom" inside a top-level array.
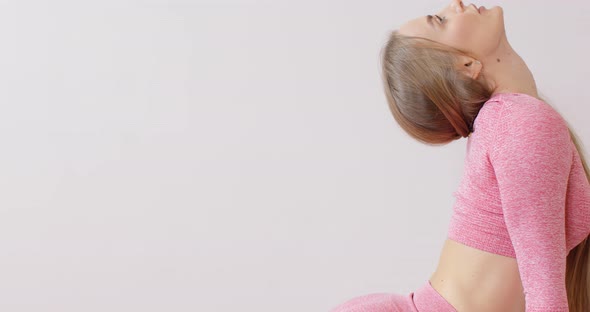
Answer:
[{"left": 428, "top": 238, "right": 526, "bottom": 312}]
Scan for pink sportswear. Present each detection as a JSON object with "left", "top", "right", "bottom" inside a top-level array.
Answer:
[{"left": 447, "top": 92, "right": 590, "bottom": 311}]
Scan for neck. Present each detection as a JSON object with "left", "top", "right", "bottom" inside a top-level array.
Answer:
[{"left": 482, "top": 38, "right": 539, "bottom": 100}]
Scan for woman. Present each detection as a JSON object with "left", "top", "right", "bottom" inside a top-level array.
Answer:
[{"left": 330, "top": 1, "right": 590, "bottom": 311}]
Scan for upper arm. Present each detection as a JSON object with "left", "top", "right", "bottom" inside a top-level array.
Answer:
[{"left": 489, "top": 102, "right": 572, "bottom": 311}]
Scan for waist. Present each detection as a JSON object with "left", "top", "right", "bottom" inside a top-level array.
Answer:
[
  {"left": 447, "top": 206, "right": 517, "bottom": 258},
  {"left": 429, "top": 238, "right": 525, "bottom": 312}
]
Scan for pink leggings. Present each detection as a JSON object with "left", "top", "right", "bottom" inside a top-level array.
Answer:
[{"left": 329, "top": 280, "right": 458, "bottom": 312}]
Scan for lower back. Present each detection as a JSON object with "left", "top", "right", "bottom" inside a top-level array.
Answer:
[{"left": 428, "top": 238, "right": 525, "bottom": 312}]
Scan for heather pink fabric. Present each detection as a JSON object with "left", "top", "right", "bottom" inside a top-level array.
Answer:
[
  {"left": 329, "top": 280, "right": 457, "bottom": 312},
  {"left": 331, "top": 93, "right": 590, "bottom": 311},
  {"left": 447, "top": 92, "right": 590, "bottom": 311}
]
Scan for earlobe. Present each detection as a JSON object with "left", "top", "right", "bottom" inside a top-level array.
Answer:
[{"left": 471, "top": 60, "right": 481, "bottom": 79}]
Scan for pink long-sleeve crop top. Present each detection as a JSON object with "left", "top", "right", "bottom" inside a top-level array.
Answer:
[{"left": 446, "top": 92, "right": 590, "bottom": 311}]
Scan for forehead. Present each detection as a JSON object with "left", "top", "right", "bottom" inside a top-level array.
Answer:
[{"left": 399, "top": 16, "right": 434, "bottom": 38}]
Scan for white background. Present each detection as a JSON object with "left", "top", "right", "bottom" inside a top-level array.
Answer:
[{"left": 0, "top": 0, "right": 588, "bottom": 311}]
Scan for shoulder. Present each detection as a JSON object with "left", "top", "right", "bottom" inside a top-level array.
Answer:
[
  {"left": 489, "top": 94, "right": 572, "bottom": 162},
  {"left": 495, "top": 94, "right": 568, "bottom": 135}
]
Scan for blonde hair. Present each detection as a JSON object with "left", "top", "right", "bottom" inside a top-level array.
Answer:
[{"left": 380, "top": 30, "right": 590, "bottom": 310}]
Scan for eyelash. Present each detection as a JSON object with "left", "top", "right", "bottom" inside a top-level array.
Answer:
[{"left": 435, "top": 15, "right": 446, "bottom": 24}]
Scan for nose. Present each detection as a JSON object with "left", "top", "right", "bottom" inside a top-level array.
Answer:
[{"left": 451, "top": 0, "right": 464, "bottom": 13}]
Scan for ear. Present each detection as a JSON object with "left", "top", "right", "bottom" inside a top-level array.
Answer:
[{"left": 456, "top": 55, "right": 482, "bottom": 80}]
